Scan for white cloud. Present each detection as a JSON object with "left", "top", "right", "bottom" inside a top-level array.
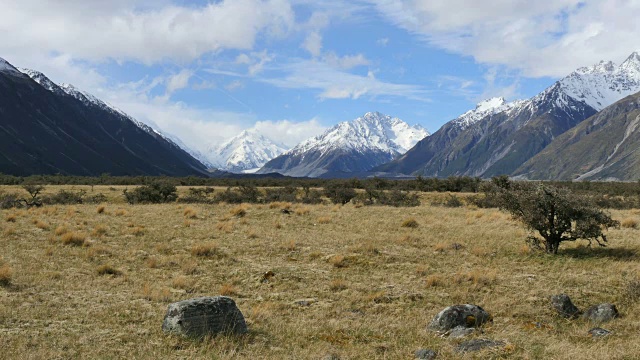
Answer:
[
  {"left": 323, "top": 53, "right": 370, "bottom": 69},
  {"left": 165, "top": 69, "right": 193, "bottom": 95},
  {"left": 377, "top": 37, "right": 390, "bottom": 46},
  {"left": 225, "top": 80, "right": 245, "bottom": 92},
  {"left": 369, "top": 0, "right": 640, "bottom": 77},
  {"left": 0, "top": 0, "right": 294, "bottom": 64},
  {"left": 252, "top": 119, "right": 327, "bottom": 147},
  {"left": 302, "top": 31, "right": 323, "bottom": 57},
  {"left": 262, "top": 60, "right": 428, "bottom": 101}
]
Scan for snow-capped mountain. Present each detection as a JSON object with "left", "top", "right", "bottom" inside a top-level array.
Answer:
[
  {"left": 452, "top": 97, "right": 526, "bottom": 130},
  {"left": 559, "top": 51, "right": 640, "bottom": 111},
  {"left": 376, "top": 51, "right": 640, "bottom": 178},
  {"left": 207, "top": 130, "right": 287, "bottom": 173},
  {"left": 0, "top": 57, "right": 208, "bottom": 176},
  {"left": 258, "top": 112, "right": 429, "bottom": 177},
  {"left": 20, "top": 68, "right": 213, "bottom": 169}
]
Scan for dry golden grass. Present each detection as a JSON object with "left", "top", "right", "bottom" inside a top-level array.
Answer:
[
  {"left": 183, "top": 207, "right": 198, "bottom": 219},
  {"left": 5, "top": 213, "right": 17, "bottom": 222},
  {"left": 97, "top": 205, "right": 106, "bottom": 214},
  {"left": 401, "top": 217, "right": 419, "bottom": 228},
  {"left": 190, "top": 242, "right": 221, "bottom": 257},
  {"left": 230, "top": 204, "right": 248, "bottom": 217},
  {"left": 96, "top": 264, "right": 122, "bottom": 276},
  {"left": 54, "top": 225, "right": 69, "bottom": 236},
  {"left": 60, "top": 231, "right": 87, "bottom": 246},
  {"left": 621, "top": 217, "right": 638, "bottom": 229},
  {"left": 34, "top": 219, "right": 50, "bottom": 230},
  {"left": 294, "top": 206, "right": 311, "bottom": 216},
  {"left": 92, "top": 224, "right": 108, "bottom": 237},
  {"left": 3, "top": 190, "right": 640, "bottom": 359},
  {"left": 0, "top": 262, "right": 12, "bottom": 286},
  {"left": 130, "top": 226, "right": 146, "bottom": 236},
  {"left": 115, "top": 208, "right": 128, "bottom": 216},
  {"left": 317, "top": 216, "right": 332, "bottom": 224}
]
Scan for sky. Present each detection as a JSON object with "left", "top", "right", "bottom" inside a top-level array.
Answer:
[{"left": 1, "top": 0, "right": 640, "bottom": 153}]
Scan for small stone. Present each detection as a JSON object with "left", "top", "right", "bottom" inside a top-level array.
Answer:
[
  {"left": 294, "top": 298, "right": 317, "bottom": 307},
  {"left": 414, "top": 348, "right": 437, "bottom": 359},
  {"left": 162, "top": 296, "right": 247, "bottom": 338},
  {"left": 427, "top": 304, "right": 492, "bottom": 332},
  {"left": 583, "top": 303, "right": 619, "bottom": 323},
  {"left": 455, "top": 339, "right": 505, "bottom": 353},
  {"left": 589, "top": 327, "right": 611, "bottom": 337},
  {"left": 550, "top": 294, "right": 581, "bottom": 319},
  {"left": 448, "top": 326, "right": 475, "bottom": 338}
]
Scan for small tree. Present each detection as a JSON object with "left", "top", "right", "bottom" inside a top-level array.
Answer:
[{"left": 494, "top": 182, "right": 619, "bottom": 254}]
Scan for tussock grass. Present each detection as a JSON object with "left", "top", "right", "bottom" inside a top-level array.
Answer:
[
  {"left": 2, "top": 189, "right": 640, "bottom": 359},
  {"left": 621, "top": 218, "right": 638, "bottom": 229},
  {"left": 230, "top": 204, "right": 248, "bottom": 218},
  {"left": 5, "top": 213, "right": 17, "bottom": 222},
  {"left": 183, "top": 207, "right": 197, "bottom": 219},
  {"left": 317, "top": 216, "right": 332, "bottom": 224},
  {"left": 401, "top": 217, "right": 419, "bottom": 228},
  {"left": 190, "top": 243, "right": 221, "bottom": 257},
  {"left": 96, "top": 264, "right": 121, "bottom": 276},
  {"left": 34, "top": 219, "right": 50, "bottom": 230},
  {"left": 96, "top": 205, "right": 106, "bottom": 214},
  {"left": 60, "top": 232, "right": 87, "bottom": 246},
  {"left": 0, "top": 262, "right": 12, "bottom": 286}
]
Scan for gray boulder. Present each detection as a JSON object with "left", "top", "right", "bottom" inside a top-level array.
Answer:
[
  {"left": 583, "top": 303, "right": 619, "bottom": 323},
  {"left": 550, "top": 294, "right": 581, "bottom": 319},
  {"left": 414, "top": 348, "right": 437, "bottom": 359},
  {"left": 427, "top": 304, "right": 492, "bottom": 332},
  {"left": 162, "top": 296, "right": 247, "bottom": 338},
  {"left": 455, "top": 339, "right": 505, "bottom": 353}
]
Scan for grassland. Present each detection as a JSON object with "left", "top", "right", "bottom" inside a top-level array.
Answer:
[{"left": 1, "top": 186, "right": 640, "bottom": 359}]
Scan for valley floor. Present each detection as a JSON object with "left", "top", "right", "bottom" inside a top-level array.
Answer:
[{"left": 1, "top": 187, "right": 639, "bottom": 359}]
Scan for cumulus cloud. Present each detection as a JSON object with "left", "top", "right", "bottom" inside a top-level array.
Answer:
[
  {"left": 0, "top": 0, "right": 294, "bottom": 64},
  {"left": 369, "top": 0, "right": 640, "bottom": 77}
]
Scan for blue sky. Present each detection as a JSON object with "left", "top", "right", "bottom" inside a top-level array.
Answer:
[{"left": 1, "top": 0, "right": 639, "bottom": 152}]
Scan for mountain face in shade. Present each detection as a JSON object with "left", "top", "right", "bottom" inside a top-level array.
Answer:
[
  {"left": 375, "top": 52, "right": 640, "bottom": 178},
  {"left": 207, "top": 129, "right": 288, "bottom": 173},
  {"left": 514, "top": 91, "right": 640, "bottom": 181},
  {"left": 258, "top": 112, "right": 429, "bottom": 178},
  {"left": 0, "top": 58, "right": 208, "bottom": 176}
]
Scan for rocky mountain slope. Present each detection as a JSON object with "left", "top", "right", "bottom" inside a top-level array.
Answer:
[
  {"left": 514, "top": 91, "right": 640, "bottom": 181},
  {"left": 258, "top": 112, "right": 429, "bottom": 177},
  {"left": 207, "top": 130, "right": 287, "bottom": 173},
  {"left": 375, "top": 52, "right": 640, "bottom": 178},
  {"left": 0, "top": 58, "right": 208, "bottom": 176}
]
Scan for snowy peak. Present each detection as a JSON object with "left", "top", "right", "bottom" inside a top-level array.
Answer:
[
  {"left": 291, "top": 111, "right": 428, "bottom": 157},
  {"left": 559, "top": 51, "right": 640, "bottom": 111},
  {"left": 0, "top": 58, "right": 25, "bottom": 77},
  {"left": 18, "top": 68, "right": 62, "bottom": 93},
  {"left": 207, "top": 129, "right": 288, "bottom": 173},
  {"left": 453, "top": 97, "right": 524, "bottom": 130}
]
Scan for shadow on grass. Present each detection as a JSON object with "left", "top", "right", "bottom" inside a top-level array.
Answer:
[{"left": 561, "top": 246, "right": 637, "bottom": 260}]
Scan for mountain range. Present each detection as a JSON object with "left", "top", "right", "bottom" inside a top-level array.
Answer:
[
  {"left": 0, "top": 58, "right": 208, "bottom": 177},
  {"left": 207, "top": 130, "right": 287, "bottom": 173},
  {"left": 374, "top": 51, "right": 640, "bottom": 179},
  {"left": 258, "top": 112, "right": 429, "bottom": 177},
  {"left": 4, "top": 51, "right": 640, "bottom": 181}
]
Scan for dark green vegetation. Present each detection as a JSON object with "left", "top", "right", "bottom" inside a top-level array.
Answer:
[{"left": 486, "top": 179, "right": 620, "bottom": 254}]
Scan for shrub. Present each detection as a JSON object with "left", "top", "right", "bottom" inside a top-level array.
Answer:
[
  {"left": 324, "top": 183, "right": 357, "bottom": 205},
  {"left": 301, "top": 186, "right": 323, "bottom": 204},
  {"left": 178, "top": 187, "right": 215, "bottom": 203},
  {"left": 0, "top": 192, "right": 21, "bottom": 209},
  {"left": 494, "top": 182, "right": 619, "bottom": 254},
  {"left": 379, "top": 190, "right": 421, "bottom": 207},
  {"left": 123, "top": 182, "right": 177, "bottom": 204},
  {"left": 264, "top": 186, "right": 298, "bottom": 203},
  {"left": 43, "top": 189, "right": 85, "bottom": 205}
]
